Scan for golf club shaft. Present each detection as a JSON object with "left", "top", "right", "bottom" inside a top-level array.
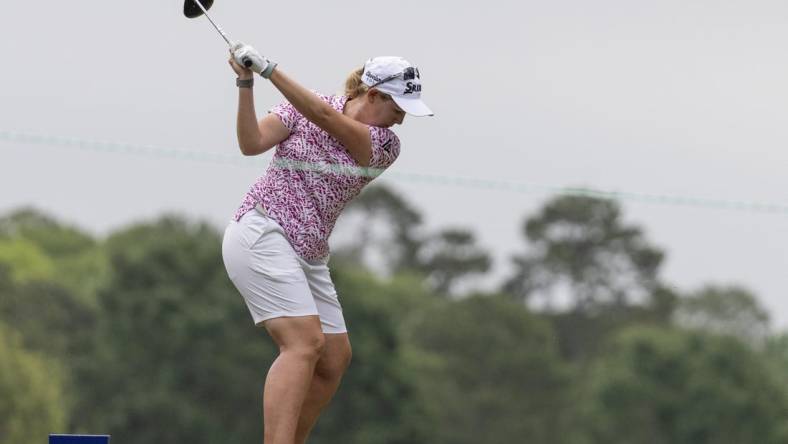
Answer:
[{"left": 190, "top": 0, "right": 232, "bottom": 46}]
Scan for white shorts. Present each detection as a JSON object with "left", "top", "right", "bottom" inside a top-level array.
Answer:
[{"left": 221, "top": 206, "right": 347, "bottom": 334}]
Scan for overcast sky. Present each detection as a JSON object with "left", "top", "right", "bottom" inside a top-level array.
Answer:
[{"left": 2, "top": 0, "right": 787, "bottom": 329}]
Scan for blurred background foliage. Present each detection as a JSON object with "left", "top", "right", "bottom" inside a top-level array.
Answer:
[{"left": 1, "top": 185, "right": 786, "bottom": 443}]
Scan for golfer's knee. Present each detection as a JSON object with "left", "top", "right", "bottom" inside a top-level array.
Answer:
[
  {"left": 283, "top": 334, "right": 326, "bottom": 362},
  {"left": 318, "top": 343, "right": 352, "bottom": 381}
]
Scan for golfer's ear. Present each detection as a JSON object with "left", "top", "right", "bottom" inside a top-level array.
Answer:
[{"left": 366, "top": 89, "right": 381, "bottom": 102}]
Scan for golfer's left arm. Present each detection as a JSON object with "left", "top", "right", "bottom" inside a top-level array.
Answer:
[{"left": 229, "top": 55, "right": 290, "bottom": 156}]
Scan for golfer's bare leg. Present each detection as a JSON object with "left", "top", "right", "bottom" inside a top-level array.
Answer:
[
  {"left": 294, "top": 333, "right": 352, "bottom": 444},
  {"left": 263, "top": 315, "right": 325, "bottom": 444}
]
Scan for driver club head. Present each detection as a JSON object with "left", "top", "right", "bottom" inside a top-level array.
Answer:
[{"left": 184, "top": 0, "right": 214, "bottom": 19}]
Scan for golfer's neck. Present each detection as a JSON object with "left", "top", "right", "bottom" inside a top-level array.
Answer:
[{"left": 343, "top": 98, "right": 366, "bottom": 122}]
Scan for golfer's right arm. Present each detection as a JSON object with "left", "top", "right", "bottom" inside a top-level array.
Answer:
[{"left": 231, "top": 59, "right": 290, "bottom": 156}]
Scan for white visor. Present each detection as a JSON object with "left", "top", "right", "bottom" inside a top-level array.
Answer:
[
  {"left": 391, "top": 95, "right": 434, "bottom": 117},
  {"left": 362, "top": 56, "right": 434, "bottom": 117}
]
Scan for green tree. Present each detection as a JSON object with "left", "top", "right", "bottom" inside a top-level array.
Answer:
[
  {"left": 503, "top": 195, "right": 674, "bottom": 362},
  {"left": 76, "top": 216, "right": 276, "bottom": 443},
  {"left": 335, "top": 185, "right": 493, "bottom": 296},
  {"left": 0, "top": 275, "right": 97, "bottom": 368},
  {"left": 418, "top": 228, "right": 491, "bottom": 295},
  {"left": 334, "top": 185, "right": 424, "bottom": 274},
  {"left": 0, "top": 208, "right": 107, "bottom": 304},
  {"left": 0, "top": 237, "right": 56, "bottom": 284},
  {"left": 547, "top": 285, "right": 679, "bottom": 362},
  {"left": 765, "top": 333, "right": 788, "bottom": 387},
  {"left": 673, "top": 285, "right": 770, "bottom": 346},
  {"left": 0, "top": 323, "right": 67, "bottom": 443},
  {"left": 406, "top": 295, "right": 577, "bottom": 444},
  {"left": 582, "top": 327, "right": 788, "bottom": 444},
  {"left": 504, "top": 195, "right": 665, "bottom": 312},
  {"left": 0, "top": 257, "right": 99, "bottom": 436}
]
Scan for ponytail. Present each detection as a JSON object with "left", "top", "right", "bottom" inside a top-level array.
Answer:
[{"left": 344, "top": 67, "right": 368, "bottom": 99}]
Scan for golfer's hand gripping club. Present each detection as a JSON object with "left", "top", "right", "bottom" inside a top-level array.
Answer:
[{"left": 231, "top": 42, "right": 277, "bottom": 79}]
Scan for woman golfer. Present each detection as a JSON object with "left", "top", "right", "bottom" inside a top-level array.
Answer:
[{"left": 221, "top": 43, "right": 432, "bottom": 444}]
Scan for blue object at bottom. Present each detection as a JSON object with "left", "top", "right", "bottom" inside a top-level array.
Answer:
[{"left": 49, "top": 435, "right": 110, "bottom": 444}]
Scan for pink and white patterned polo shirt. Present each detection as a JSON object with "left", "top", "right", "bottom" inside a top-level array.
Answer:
[{"left": 233, "top": 93, "right": 401, "bottom": 261}]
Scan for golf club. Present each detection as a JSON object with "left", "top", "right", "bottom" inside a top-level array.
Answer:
[{"left": 184, "top": 0, "right": 253, "bottom": 68}]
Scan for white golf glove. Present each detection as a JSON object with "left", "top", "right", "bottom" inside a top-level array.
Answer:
[{"left": 231, "top": 42, "right": 277, "bottom": 78}]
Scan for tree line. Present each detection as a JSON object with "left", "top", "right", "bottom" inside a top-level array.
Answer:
[{"left": 1, "top": 185, "right": 787, "bottom": 444}]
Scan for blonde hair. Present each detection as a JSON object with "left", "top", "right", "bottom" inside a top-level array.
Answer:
[{"left": 344, "top": 67, "right": 368, "bottom": 99}]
